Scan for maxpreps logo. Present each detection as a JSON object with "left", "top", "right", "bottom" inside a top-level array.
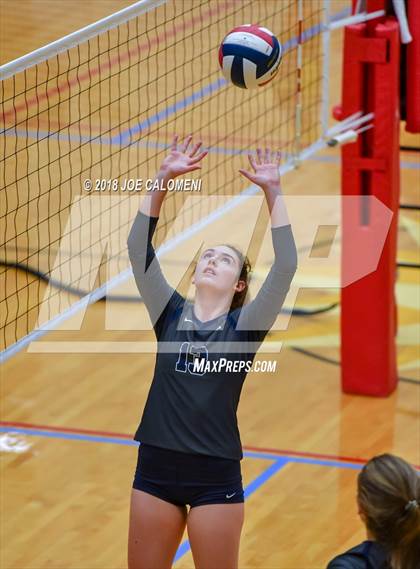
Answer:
[
  {"left": 27, "top": 194, "right": 394, "bottom": 354},
  {"left": 192, "top": 358, "right": 277, "bottom": 374}
]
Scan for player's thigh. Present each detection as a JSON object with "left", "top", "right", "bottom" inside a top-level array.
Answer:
[
  {"left": 128, "top": 489, "right": 187, "bottom": 569},
  {"left": 187, "top": 503, "right": 244, "bottom": 569}
]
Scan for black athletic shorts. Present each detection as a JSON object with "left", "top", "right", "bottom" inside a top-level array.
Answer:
[{"left": 132, "top": 443, "right": 244, "bottom": 508}]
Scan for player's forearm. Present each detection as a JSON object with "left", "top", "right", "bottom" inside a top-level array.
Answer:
[
  {"left": 139, "top": 169, "right": 170, "bottom": 217},
  {"left": 261, "top": 183, "right": 290, "bottom": 228},
  {"left": 127, "top": 210, "right": 177, "bottom": 327},
  {"left": 236, "top": 222, "right": 297, "bottom": 331}
]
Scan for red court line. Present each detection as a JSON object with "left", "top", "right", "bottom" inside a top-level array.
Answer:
[
  {"left": 244, "top": 444, "right": 368, "bottom": 465},
  {"left": 4, "top": 420, "right": 418, "bottom": 468},
  {"left": 0, "top": 420, "right": 132, "bottom": 439},
  {"left": 1, "top": 1, "right": 237, "bottom": 123}
]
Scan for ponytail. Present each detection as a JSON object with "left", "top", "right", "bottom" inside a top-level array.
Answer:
[
  {"left": 392, "top": 497, "right": 420, "bottom": 569},
  {"left": 357, "top": 454, "right": 420, "bottom": 569}
]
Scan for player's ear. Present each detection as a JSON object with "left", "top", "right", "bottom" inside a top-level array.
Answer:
[
  {"left": 234, "top": 279, "right": 246, "bottom": 292},
  {"left": 357, "top": 496, "right": 366, "bottom": 522}
]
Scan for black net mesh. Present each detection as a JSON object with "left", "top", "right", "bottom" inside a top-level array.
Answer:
[{"left": 0, "top": 0, "right": 324, "bottom": 352}]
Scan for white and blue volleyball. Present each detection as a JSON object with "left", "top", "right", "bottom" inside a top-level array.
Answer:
[{"left": 219, "top": 24, "right": 282, "bottom": 89}]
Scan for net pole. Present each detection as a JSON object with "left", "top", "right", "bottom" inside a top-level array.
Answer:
[
  {"left": 405, "top": 0, "right": 420, "bottom": 132},
  {"left": 321, "top": 0, "right": 331, "bottom": 138},
  {"left": 294, "top": 0, "right": 303, "bottom": 165},
  {"left": 335, "top": 10, "right": 401, "bottom": 396}
]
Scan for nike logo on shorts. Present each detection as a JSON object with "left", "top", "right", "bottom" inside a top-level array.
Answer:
[{"left": 226, "top": 492, "right": 236, "bottom": 499}]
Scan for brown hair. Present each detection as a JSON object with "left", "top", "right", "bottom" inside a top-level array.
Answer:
[
  {"left": 222, "top": 244, "right": 252, "bottom": 311},
  {"left": 357, "top": 454, "right": 420, "bottom": 569}
]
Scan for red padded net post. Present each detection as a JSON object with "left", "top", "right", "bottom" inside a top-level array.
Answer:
[
  {"left": 405, "top": 0, "right": 420, "bottom": 132},
  {"left": 334, "top": 15, "right": 401, "bottom": 396}
]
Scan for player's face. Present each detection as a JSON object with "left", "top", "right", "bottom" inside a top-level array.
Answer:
[{"left": 193, "top": 245, "right": 243, "bottom": 293}]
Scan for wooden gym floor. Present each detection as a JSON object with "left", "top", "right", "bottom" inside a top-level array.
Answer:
[{"left": 1, "top": 1, "right": 419, "bottom": 568}]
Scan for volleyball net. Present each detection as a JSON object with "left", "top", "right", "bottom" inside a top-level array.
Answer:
[
  {"left": 3, "top": 0, "right": 411, "bottom": 373},
  {"left": 1, "top": 0, "right": 339, "bottom": 357}
]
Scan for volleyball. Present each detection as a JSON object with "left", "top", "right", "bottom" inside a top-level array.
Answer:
[{"left": 218, "top": 24, "right": 282, "bottom": 89}]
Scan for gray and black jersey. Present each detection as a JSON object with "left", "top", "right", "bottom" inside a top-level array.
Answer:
[{"left": 127, "top": 211, "right": 297, "bottom": 460}]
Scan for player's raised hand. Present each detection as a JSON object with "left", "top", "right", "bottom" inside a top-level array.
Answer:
[
  {"left": 239, "top": 148, "right": 281, "bottom": 191},
  {"left": 159, "top": 134, "right": 208, "bottom": 178}
]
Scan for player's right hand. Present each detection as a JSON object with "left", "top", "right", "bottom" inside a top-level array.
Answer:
[{"left": 158, "top": 134, "right": 208, "bottom": 179}]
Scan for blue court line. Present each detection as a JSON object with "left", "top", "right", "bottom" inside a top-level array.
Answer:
[
  {"left": 4, "top": 8, "right": 331, "bottom": 144},
  {"left": 111, "top": 78, "right": 227, "bottom": 145},
  {"left": 0, "top": 426, "right": 365, "bottom": 471},
  {"left": 244, "top": 450, "right": 364, "bottom": 470},
  {"left": 173, "top": 457, "right": 289, "bottom": 563},
  {"left": 1, "top": 8, "right": 349, "bottom": 142},
  {"left": 243, "top": 457, "right": 289, "bottom": 497},
  {"left": 110, "top": 7, "right": 350, "bottom": 146},
  {"left": 3, "top": 126, "right": 419, "bottom": 171},
  {"left": 173, "top": 539, "right": 192, "bottom": 562},
  {"left": 0, "top": 425, "right": 366, "bottom": 564},
  {"left": 311, "top": 153, "right": 420, "bottom": 170}
]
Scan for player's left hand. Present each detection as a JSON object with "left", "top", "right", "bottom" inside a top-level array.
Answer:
[{"left": 239, "top": 148, "right": 281, "bottom": 191}]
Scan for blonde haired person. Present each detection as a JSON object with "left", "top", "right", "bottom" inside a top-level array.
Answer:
[{"left": 327, "top": 453, "right": 420, "bottom": 569}]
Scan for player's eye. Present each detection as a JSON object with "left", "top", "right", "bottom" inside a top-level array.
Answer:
[
  {"left": 221, "top": 256, "right": 231, "bottom": 264},
  {"left": 203, "top": 252, "right": 212, "bottom": 259}
]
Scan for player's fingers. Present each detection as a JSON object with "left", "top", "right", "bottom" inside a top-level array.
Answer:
[
  {"left": 276, "top": 150, "right": 281, "bottom": 164},
  {"left": 265, "top": 147, "right": 271, "bottom": 163},
  {"left": 248, "top": 153, "right": 258, "bottom": 171},
  {"left": 189, "top": 141, "right": 202, "bottom": 157},
  {"left": 189, "top": 150, "right": 208, "bottom": 164},
  {"left": 171, "top": 134, "right": 178, "bottom": 151},
  {"left": 181, "top": 134, "right": 193, "bottom": 153},
  {"left": 239, "top": 168, "right": 256, "bottom": 183},
  {"left": 185, "top": 165, "right": 202, "bottom": 173},
  {"left": 256, "top": 148, "right": 263, "bottom": 164}
]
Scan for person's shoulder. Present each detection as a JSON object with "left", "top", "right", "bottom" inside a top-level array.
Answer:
[
  {"left": 326, "top": 554, "right": 366, "bottom": 569},
  {"left": 326, "top": 541, "right": 380, "bottom": 569}
]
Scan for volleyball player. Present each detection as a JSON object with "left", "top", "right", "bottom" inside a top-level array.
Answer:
[
  {"left": 327, "top": 454, "right": 420, "bottom": 569},
  {"left": 127, "top": 135, "right": 297, "bottom": 569}
]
